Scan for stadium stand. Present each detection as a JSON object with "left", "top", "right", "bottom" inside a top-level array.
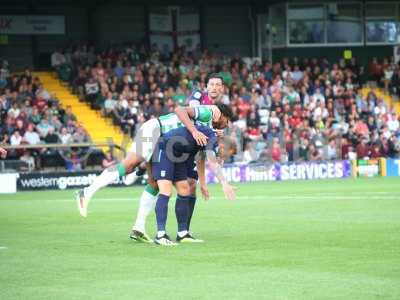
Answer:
[
  {"left": 0, "top": 63, "right": 108, "bottom": 170},
  {"left": 1, "top": 44, "right": 400, "bottom": 170}
]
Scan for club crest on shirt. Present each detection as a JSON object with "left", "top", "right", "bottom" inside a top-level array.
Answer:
[
  {"left": 193, "top": 91, "right": 202, "bottom": 100},
  {"left": 161, "top": 170, "right": 166, "bottom": 177}
]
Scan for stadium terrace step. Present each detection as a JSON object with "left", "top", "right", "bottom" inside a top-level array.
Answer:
[
  {"left": 35, "top": 72, "right": 128, "bottom": 154},
  {"left": 361, "top": 87, "right": 400, "bottom": 115}
]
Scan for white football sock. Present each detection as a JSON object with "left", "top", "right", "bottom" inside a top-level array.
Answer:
[
  {"left": 132, "top": 190, "right": 158, "bottom": 233},
  {"left": 177, "top": 230, "right": 188, "bottom": 238},
  {"left": 124, "top": 172, "right": 138, "bottom": 185},
  {"left": 84, "top": 168, "right": 119, "bottom": 201},
  {"left": 157, "top": 231, "right": 166, "bottom": 238}
]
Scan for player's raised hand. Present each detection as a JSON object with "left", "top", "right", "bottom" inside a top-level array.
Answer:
[
  {"left": 0, "top": 147, "right": 7, "bottom": 158},
  {"left": 222, "top": 182, "right": 236, "bottom": 201},
  {"left": 200, "top": 184, "right": 210, "bottom": 201},
  {"left": 191, "top": 129, "right": 208, "bottom": 146}
]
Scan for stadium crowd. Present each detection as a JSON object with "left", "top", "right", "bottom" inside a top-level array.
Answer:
[
  {"left": 52, "top": 43, "right": 400, "bottom": 163},
  {"left": 0, "top": 61, "right": 90, "bottom": 170},
  {"left": 1, "top": 43, "right": 400, "bottom": 171}
]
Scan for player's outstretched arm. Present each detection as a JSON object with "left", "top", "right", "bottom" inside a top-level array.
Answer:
[
  {"left": 196, "top": 153, "right": 209, "bottom": 201},
  {"left": 205, "top": 150, "right": 236, "bottom": 201},
  {"left": 174, "top": 106, "right": 208, "bottom": 146}
]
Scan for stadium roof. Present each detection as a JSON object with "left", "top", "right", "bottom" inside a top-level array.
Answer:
[{"left": 2, "top": 0, "right": 281, "bottom": 6}]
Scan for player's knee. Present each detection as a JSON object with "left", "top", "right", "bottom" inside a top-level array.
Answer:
[
  {"left": 176, "top": 183, "right": 190, "bottom": 197},
  {"left": 157, "top": 180, "right": 172, "bottom": 197},
  {"left": 147, "top": 179, "right": 158, "bottom": 191}
]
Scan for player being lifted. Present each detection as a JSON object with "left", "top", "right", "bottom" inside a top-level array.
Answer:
[
  {"left": 151, "top": 122, "right": 236, "bottom": 246},
  {"left": 76, "top": 74, "right": 227, "bottom": 241}
]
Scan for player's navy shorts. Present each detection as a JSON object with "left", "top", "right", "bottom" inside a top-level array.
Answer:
[{"left": 152, "top": 148, "right": 188, "bottom": 182}]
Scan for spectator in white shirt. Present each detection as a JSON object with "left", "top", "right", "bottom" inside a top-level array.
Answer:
[
  {"left": 269, "top": 111, "right": 280, "bottom": 128},
  {"left": 313, "top": 88, "right": 325, "bottom": 104},
  {"left": 374, "top": 101, "right": 387, "bottom": 116},
  {"left": 103, "top": 92, "right": 117, "bottom": 117},
  {"left": 23, "top": 123, "right": 41, "bottom": 145},
  {"left": 7, "top": 102, "right": 20, "bottom": 119},
  {"left": 36, "top": 84, "right": 51, "bottom": 101},
  {"left": 387, "top": 113, "right": 399, "bottom": 132},
  {"left": 51, "top": 48, "right": 66, "bottom": 69},
  {"left": 290, "top": 65, "right": 304, "bottom": 83},
  {"left": 10, "top": 131, "right": 22, "bottom": 146},
  {"left": 59, "top": 127, "right": 72, "bottom": 144}
]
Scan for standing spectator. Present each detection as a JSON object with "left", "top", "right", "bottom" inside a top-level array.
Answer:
[
  {"left": 356, "top": 138, "right": 370, "bottom": 159},
  {"left": 0, "top": 60, "right": 10, "bottom": 88},
  {"left": 51, "top": 48, "right": 66, "bottom": 70},
  {"left": 326, "top": 138, "right": 338, "bottom": 160},
  {"left": 20, "top": 150, "right": 35, "bottom": 171},
  {"left": 270, "top": 138, "right": 283, "bottom": 162},
  {"left": 85, "top": 77, "right": 100, "bottom": 108}
]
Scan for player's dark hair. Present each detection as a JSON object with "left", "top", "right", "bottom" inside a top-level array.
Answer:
[
  {"left": 216, "top": 103, "right": 234, "bottom": 121},
  {"left": 207, "top": 73, "right": 224, "bottom": 85}
]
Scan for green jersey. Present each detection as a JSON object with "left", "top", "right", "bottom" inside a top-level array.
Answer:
[{"left": 158, "top": 106, "right": 215, "bottom": 134}]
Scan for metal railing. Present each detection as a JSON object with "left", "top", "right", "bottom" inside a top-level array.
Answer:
[{"left": 0, "top": 141, "right": 126, "bottom": 173}]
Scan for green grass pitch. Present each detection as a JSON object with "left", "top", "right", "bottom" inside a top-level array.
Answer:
[{"left": 0, "top": 177, "right": 400, "bottom": 299}]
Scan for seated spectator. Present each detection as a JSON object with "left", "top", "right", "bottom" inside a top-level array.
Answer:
[
  {"left": 35, "top": 84, "right": 51, "bottom": 102},
  {"left": 59, "top": 127, "right": 72, "bottom": 144},
  {"left": 37, "top": 117, "right": 54, "bottom": 138},
  {"left": 103, "top": 92, "right": 117, "bottom": 117},
  {"left": 44, "top": 127, "right": 60, "bottom": 144},
  {"left": 8, "top": 102, "right": 20, "bottom": 119},
  {"left": 73, "top": 126, "right": 89, "bottom": 143},
  {"left": 23, "top": 123, "right": 41, "bottom": 145},
  {"left": 10, "top": 130, "right": 22, "bottom": 146}
]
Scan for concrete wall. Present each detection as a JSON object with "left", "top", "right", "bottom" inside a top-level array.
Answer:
[{"left": 203, "top": 5, "right": 252, "bottom": 56}]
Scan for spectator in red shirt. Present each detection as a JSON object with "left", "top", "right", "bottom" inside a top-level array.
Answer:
[
  {"left": 368, "top": 57, "right": 383, "bottom": 82},
  {"left": 237, "top": 97, "right": 250, "bottom": 119},
  {"left": 369, "top": 143, "right": 382, "bottom": 158},
  {"left": 288, "top": 110, "right": 302, "bottom": 128},
  {"left": 356, "top": 138, "right": 370, "bottom": 159},
  {"left": 354, "top": 118, "right": 369, "bottom": 136},
  {"left": 270, "top": 138, "right": 282, "bottom": 162}
]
